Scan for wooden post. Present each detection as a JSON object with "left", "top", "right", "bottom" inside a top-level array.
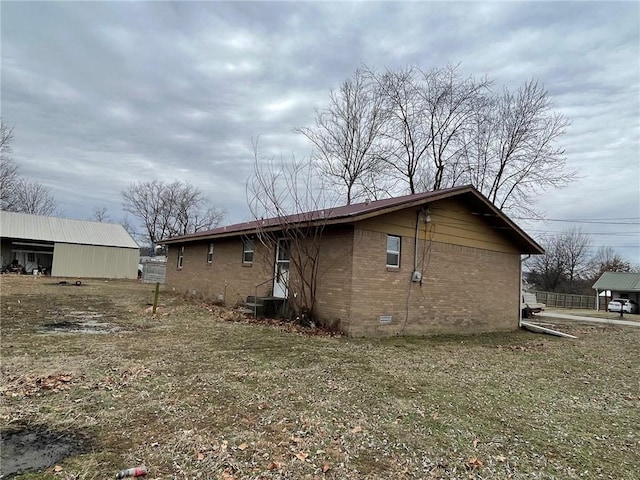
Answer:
[{"left": 152, "top": 282, "right": 160, "bottom": 315}]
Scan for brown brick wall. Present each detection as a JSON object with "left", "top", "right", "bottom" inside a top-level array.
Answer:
[
  {"left": 165, "top": 237, "right": 275, "bottom": 305},
  {"left": 165, "top": 216, "right": 522, "bottom": 336},
  {"left": 313, "top": 227, "right": 354, "bottom": 330},
  {"left": 347, "top": 227, "right": 520, "bottom": 336}
]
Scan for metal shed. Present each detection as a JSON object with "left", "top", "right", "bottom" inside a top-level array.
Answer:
[{"left": 0, "top": 211, "right": 139, "bottom": 279}]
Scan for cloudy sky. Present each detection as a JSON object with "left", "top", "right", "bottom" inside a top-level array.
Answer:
[{"left": 2, "top": 1, "right": 639, "bottom": 263}]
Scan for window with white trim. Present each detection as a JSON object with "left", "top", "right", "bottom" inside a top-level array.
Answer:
[
  {"left": 386, "top": 235, "right": 400, "bottom": 267},
  {"left": 177, "top": 246, "right": 184, "bottom": 269},
  {"left": 207, "top": 243, "right": 214, "bottom": 263},
  {"left": 242, "top": 238, "right": 254, "bottom": 264}
]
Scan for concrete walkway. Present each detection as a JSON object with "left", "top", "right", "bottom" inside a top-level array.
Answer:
[{"left": 537, "top": 311, "right": 640, "bottom": 328}]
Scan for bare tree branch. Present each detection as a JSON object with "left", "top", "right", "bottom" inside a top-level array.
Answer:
[
  {"left": 246, "top": 139, "right": 334, "bottom": 320},
  {"left": 1, "top": 120, "right": 59, "bottom": 215},
  {"left": 11, "top": 179, "right": 57, "bottom": 216},
  {"left": 122, "top": 179, "right": 225, "bottom": 245},
  {"left": 296, "top": 69, "right": 388, "bottom": 204},
  {"left": 92, "top": 205, "right": 111, "bottom": 223},
  {"left": 527, "top": 227, "right": 593, "bottom": 293},
  {"left": 301, "top": 66, "right": 572, "bottom": 216},
  {"left": 0, "top": 120, "right": 19, "bottom": 209}
]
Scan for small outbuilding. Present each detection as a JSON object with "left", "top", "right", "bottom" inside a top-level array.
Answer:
[
  {"left": 0, "top": 211, "right": 139, "bottom": 279},
  {"left": 592, "top": 272, "right": 640, "bottom": 310}
]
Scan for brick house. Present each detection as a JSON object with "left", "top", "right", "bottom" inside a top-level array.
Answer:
[{"left": 160, "top": 185, "right": 543, "bottom": 336}]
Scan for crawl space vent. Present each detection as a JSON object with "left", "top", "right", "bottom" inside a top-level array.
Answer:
[{"left": 379, "top": 315, "right": 393, "bottom": 324}]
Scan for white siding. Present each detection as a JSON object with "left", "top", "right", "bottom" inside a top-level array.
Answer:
[{"left": 51, "top": 243, "right": 138, "bottom": 279}]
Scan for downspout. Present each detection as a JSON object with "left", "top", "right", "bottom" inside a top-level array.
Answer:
[
  {"left": 414, "top": 211, "right": 420, "bottom": 274},
  {"left": 519, "top": 254, "right": 531, "bottom": 328},
  {"left": 413, "top": 208, "right": 430, "bottom": 280}
]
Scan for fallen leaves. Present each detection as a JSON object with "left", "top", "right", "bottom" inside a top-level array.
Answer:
[
  {"left": 208, "top": 304, "right": 342, "bottom": 337},
  {"left": 467, "top": 456, "right": 484, "bottom": 469},
  {"left": 220, "top": 467, "right": 236, "bottom": 480},
  {"left": 2, "top": 279, "right": 639, "bottom": 480},
  {"left": 1, "top": 372, "right": 78, "bottom": 397},
  {"left": 295, "top": 451, "right": 309, "bottom": 461}
]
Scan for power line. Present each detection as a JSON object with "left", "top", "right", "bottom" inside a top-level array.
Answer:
[
  {"left": 528, "top": 231, "right": 639, "bottom": 237},
  {"left": 515, "top": 218, "right": 640, "bottom": 225},
  {"left": 515, "top": 217, "right": 639, "bottom": 221}
]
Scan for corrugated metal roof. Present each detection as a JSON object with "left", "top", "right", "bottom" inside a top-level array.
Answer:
[
  {"left": 592, "top": 272, "right": 640, "bottom": 292},
  {"left": 0, "top": 211, "right": 139, "bottom": 249},
  {"left": 160, "top": 184, "right": 544, "bottom": 254}
]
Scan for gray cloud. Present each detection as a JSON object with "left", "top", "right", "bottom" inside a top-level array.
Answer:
[{"left": 2, "top": 1, "right": 638, "bottom": 261}]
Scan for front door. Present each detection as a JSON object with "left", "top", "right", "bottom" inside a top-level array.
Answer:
[{"left": 273, "top": 239, "right": 290, "bottom": 298}]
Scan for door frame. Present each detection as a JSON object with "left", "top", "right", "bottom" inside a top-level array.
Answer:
[{"left": 273, "top": 239, "right": 290, "bottom": 298}]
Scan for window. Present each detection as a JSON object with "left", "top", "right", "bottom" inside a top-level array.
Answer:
[
  {"left": 386, "top": 235, "right": 400, "bottom": 267},
  {"left": 207, "top": 243, "right": 214, "bottom": 263},
  {"left": 177, "top": 246, "right": 184, "bottom": 269},
  {"left": 243, "top": 238, "right": 254, "bottom": 264},
  {"left": 27, "top": 253, "right": 35, "bottom": 262}
]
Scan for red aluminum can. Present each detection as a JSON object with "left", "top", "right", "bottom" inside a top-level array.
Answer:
[{"left": 116, "top": 466, "right": 147, "bottom": 479}]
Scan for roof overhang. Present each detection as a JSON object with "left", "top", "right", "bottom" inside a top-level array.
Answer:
[{"left": 592, "top": 272, "right": 640, "bottom": 292}]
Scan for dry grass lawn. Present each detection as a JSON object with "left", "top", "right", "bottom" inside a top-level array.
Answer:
[{"left": 1, "top": 276, "right": 638, "bottom": 479}]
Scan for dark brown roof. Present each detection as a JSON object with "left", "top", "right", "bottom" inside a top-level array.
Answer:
[{"left": 160, "top": 185, "right": 544, "bottom": 254}]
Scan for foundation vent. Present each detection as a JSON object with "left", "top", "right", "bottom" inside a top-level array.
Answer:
[{"left": 379, "top": 315, "right": 393, "bottom": 324}]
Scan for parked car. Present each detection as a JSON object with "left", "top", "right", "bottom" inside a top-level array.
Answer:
[{"left": 607, "top": 298, "right": 639, "bottom": 314}]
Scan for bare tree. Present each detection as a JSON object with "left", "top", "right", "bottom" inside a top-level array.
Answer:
[
  {"left": 297, "top": 69, "right": 388, "bottom": 204},
  {"left": 527, "top": 228, "right": 593, "bottom": 293},
  {"left": 0, "top": 120, "right": 19, "bottom": 210},
  {"left": 247, "top": 140, "right": 333, "bottom": 321},
  {"left": 1, "top": 121, "right": 58, "bottom": 215},
  {"left": 11, "top": 179, "right": 57, "bottom": 216},
  {"left": 417, "top": 65, "right": 492, "bottom": 191},
  {"left": 479, "top": 81, "right": 572, "bottom": 215},
  {"left": 301, "top": 66, "right": 571, "bottom": 216},
  {"left": 590, "top": 246, "right": 635, "bottom": 277},
  {"left": 559, "top": 227, "right": 592, "bottom": 288},
  {"left": 92, "top": 205, "right": 111, "bottom": 222},
  {"left": 122, "top": 180, "right": 225, "bottom": 245},
  {"left": 122, "top": 180, "right": 166, "bottom": 244},
  {"left": 120, "top": 215, "right": 146, "bottom": 246},
  {"left": 527, "top": 235, "right": 568, "bottom": 292},
  {"left": 373, "top": 66, "right": 429, "bottom": 194}
]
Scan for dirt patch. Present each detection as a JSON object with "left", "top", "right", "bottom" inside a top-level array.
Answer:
[
  {"left": 41, "top": 309, "right": 121, "bottom": 334},
  {"left": 0, "top": 427, "right": 89, "bottom": 478},
  {"left": 41, "top": 319, "right": 121, "bottom": 334}
]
